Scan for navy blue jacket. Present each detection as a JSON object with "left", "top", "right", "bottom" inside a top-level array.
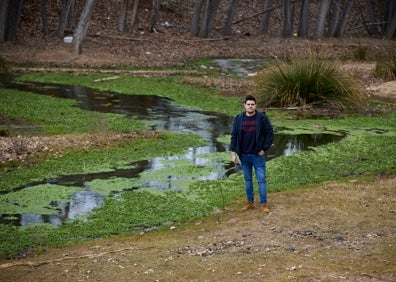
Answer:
[{"left": 230, "top": 110, "right": 274, "bottom": 156}]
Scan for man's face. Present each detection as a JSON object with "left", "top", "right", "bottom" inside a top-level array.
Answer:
[{"left": 244, "top": 100, "right": 256, "bottom": 115}]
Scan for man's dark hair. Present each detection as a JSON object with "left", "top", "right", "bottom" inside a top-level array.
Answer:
[{"left": 244, "top": 95, "right": 256, "bottom": 104}]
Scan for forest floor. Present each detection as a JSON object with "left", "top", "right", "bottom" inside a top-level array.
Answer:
[{"left": 1, "top": 24, "right": 396, "bottom": 281}]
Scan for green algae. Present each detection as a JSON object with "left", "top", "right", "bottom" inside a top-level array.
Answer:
[{"left": 0, "top": 184, "right": 80, "bottom": 215}]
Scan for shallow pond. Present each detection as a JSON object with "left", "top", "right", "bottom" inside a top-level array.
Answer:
[{"left": 0, "top": 74, "right": 344, "bottom": 226}]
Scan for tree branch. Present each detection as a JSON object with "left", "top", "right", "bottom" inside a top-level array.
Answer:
[{"left": 0, "top": 247, "right": 137, "bottom": 269}]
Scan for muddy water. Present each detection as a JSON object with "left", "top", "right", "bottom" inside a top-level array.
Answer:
[{"left": 1, "top": 76, "right": 344, "bottom": 226}]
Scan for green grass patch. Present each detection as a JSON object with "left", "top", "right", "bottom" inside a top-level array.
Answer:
[
  {"left": 267, "top": 106, "right": 396, "bottom": 135},
  {"left": 86, "top": 177, "right": 140, "bottom": 195},
  {"left": 267, "top": 135, "right": 396, "bottom": 191}
]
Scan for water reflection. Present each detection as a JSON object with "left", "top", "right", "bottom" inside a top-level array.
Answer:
[
  {"left": 212, "top": 58, "right": 263, "bottom": 76},
  {"left": 67, "top": 189, "right": 105, "bottom": 220},
  {"left": 1, "top": 190, "right": 105, "bottom": 226},
  {"left": 4, "top": 80, "right": 233, "bottom": 141},
  {"left": 272, "top": 134, "right": 340, "bottom": 157},
  {"left": 0, "top": 78, "right": 344, "bottom": 226}
]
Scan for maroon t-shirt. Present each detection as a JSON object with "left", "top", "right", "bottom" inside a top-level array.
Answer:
[{"left": 241, "top": 114, "right": 256, "bottom": 154}]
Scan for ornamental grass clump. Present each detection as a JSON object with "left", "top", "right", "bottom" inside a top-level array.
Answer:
[
  {"left": 254, "top": 57, "right": 365, "bottom": 110},
  {"left": 375, "top": 50, "right": 396, "bottom": 80},
  {"left": 0, "top": 56, "right": 10, "bottom": 73}
]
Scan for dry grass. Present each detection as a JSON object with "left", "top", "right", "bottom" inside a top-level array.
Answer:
[
  {"left": 1, "top": 175, "right": 395, "bottom": 281},
  {"left": 0, "top": 132, "right": 160, "bottom": 164}
]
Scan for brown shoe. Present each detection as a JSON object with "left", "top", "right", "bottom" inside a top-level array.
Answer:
[
  {"left": 241, "top": 202, "right": 255, "bottom": 211},
  {"left": 260, "top": 204, "right": 270, "bottom": 213}
]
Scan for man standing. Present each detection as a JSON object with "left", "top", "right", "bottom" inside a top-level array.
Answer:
[{"left": 230, "top": 95, "right": 274, "bottom": 212}]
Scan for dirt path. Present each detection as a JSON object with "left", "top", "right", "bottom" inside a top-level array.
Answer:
[{"left": 1, "top": 175, "right": 395, "bottom": 281}]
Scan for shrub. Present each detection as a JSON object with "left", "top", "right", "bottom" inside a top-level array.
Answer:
[
  {"left": 354, "top": 43, "right": 368, "bottom": 61},
  {"left": 0, "top": 57, "right": 10, "bottom": 73},
  {"left": 253, "top": 57, "right": 365, "bottom": 110},
  {"left": 375, "top": 51, "right": 396, "bottom": 81}
]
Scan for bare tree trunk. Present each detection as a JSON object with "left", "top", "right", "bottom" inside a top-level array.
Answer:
[
  {"left": 315, "top": 0, "right": 331, "bottom": 38},
  {"left": 118, "top": 0, "right": 128, "bottom": 32},
  {"left": 191, "top": 0, "right": 219, "bottom": 38},
  {"left": 129, "top": 0, "right": 139, "bottom": 33},
  {"left": 66, "top": 0, "right": 75, "bottom": 30},
  {"left": 334, "top": 0, "right": 354, "bottom": 37},
  {"left": 381, "top": 0, "right": 390, "bottom": 33},
  {"left": 191, "top": 0, "right": 204, "bottom": 36},
  {"left": 223, "top": 0, "right": 239, "bottom": 36},
  {"left": 385, "top": 14, "right": 396, "bottom": 38},
  {"left": 384, "top": 0, "right": 396, "bottom": 37},
  {"left": 327, "top": 0, "right": 340, "bottom": 37},
  {"left": 291, "top": 1, "right": 295, "bottom": 34},
  {"left": 57, "top": 0, "right": 75, "bottom": 38},
  {"left": 0, "top": 0, "right": 9, "bottom": 43},
  {"left": 73, "top": 0, "right": 98, "bottom": 55},
  {"left": 297, "top": 0, "right": 309, "bottom": 37},
  {"left": 365, "top": 0, "right": 378, "bottom": 34},
  {"left": 198, "top": 0, "right": 209, "bottom": 37},
  {"left": 282, "top": 0, "right": 293, "bottom": 37},
  {"left": 2, "top": 0, "right": 23, "bottom": 41},
  {"left": 40, "top": 0, "right": 49, "bottom": 33},
  {"left": 150, "top": 0, "right": 160, "bottom": 32},
  {"left": 259, "top": 0, "right": 273, "bottom": 34},
  {"left": 10, "top": 0, "right": 24, "bottom": 41},
  {"left": 57, "top": 0, "right": 67, "bottom": 37},
  {"left": 206, "top": 0, "right": 220, "bottom": 37}
]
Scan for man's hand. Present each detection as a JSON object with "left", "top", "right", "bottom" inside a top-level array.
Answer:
[{"left": 231, "top": 152, "right": 238, "bottom": 163}]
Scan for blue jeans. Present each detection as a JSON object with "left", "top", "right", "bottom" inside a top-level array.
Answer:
[{"left": 240, "top": 154, "right": 267, "bottom": 205}]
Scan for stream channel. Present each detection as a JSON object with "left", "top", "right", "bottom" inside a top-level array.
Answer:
[{"left": 1, "top": 62, "right": 345, "bottom": 227}]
